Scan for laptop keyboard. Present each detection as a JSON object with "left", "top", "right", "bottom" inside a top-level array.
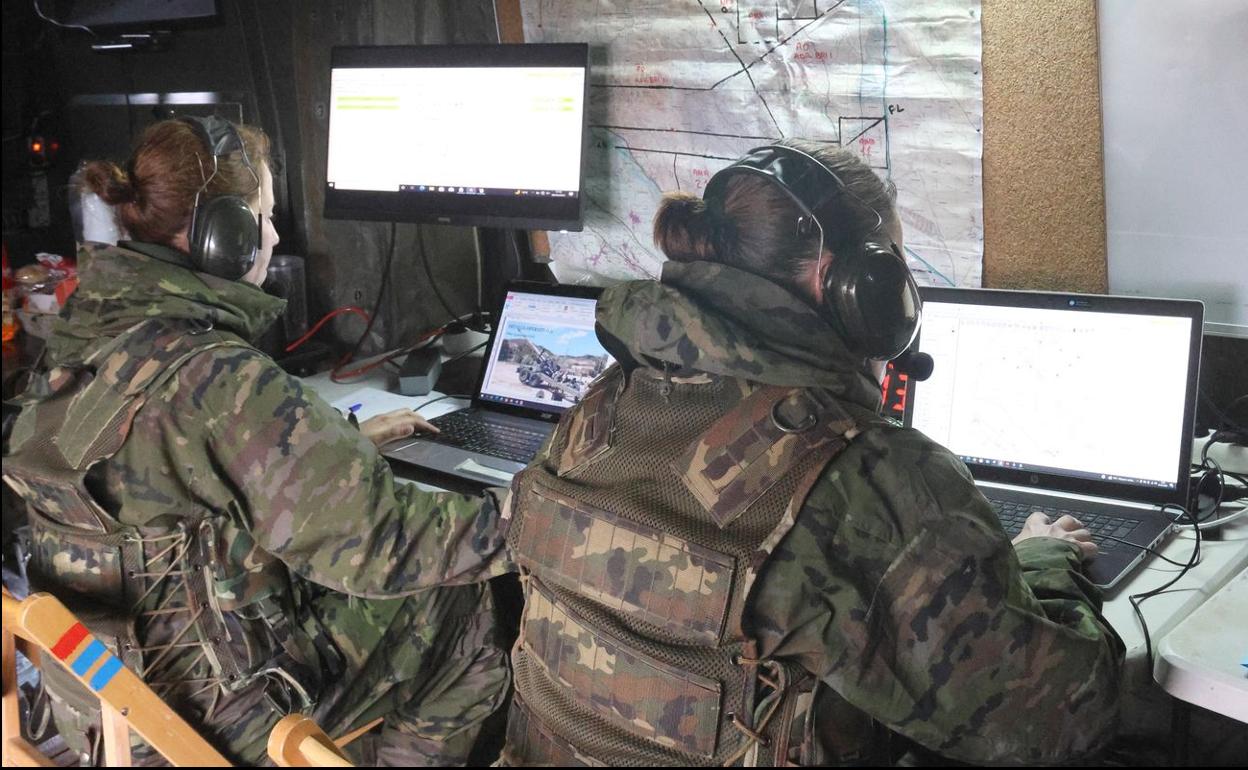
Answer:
[
  {"left": 989, "top": 499, "right": 1141, "bottom": 552},
  {"left": 429, "top": 410, "right": 547, "bottom": 464}
]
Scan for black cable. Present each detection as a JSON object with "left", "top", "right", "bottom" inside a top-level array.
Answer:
[
  {"left": 1191, "top": 455, "right": 1226, "bottom": 523},
  {"left": 1094, "top": 533, "right": 1201, "bottom": 568},
  {"left": 442, "top": 340, "right": 488, "bottom": 366},
  {"left": 411, "top": 393, "right": 473, "bottom": 412},
  {"left": 1127, "top": 503, "right": 1202, "bottom": 684},
  {"left": 416, "top": 225, "right": 462, "bottom": 326},
  {"left": 344, "top": 222, "right": 397, "bottom": 366}
]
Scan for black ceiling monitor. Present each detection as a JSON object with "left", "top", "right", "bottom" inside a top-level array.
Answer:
[
  {"left": 58, "top": 0, "right": 219, "bottom": 28},
  {"left": 324, "top": 43, "right": 589, "bottom": 231}
]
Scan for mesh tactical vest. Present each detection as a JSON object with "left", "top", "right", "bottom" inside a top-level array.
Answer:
[
  {"left": 503, "top": 363, "right": 867, "bottom": 766},
  {"left": 3, "top": 318, "right": 331, "bottom": 737}
]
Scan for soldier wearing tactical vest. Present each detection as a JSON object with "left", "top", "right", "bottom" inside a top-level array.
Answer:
[
  {"left": 3, "top": 118, "right": 513, "bottom": 765},
  {"left": 499, "top": 142, "right": 1124, "bottom": 765}
]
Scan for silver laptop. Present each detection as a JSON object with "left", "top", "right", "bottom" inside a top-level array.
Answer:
[
  {"left": 384, "top": 281, "right": 610, "bottom": 486},
  {"left": 904, "top": 288, "right": 1204, "bottom": 590}
]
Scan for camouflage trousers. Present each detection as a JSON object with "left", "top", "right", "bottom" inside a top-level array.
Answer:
[
  {"left": 316, "top": 582, "right": 510, "bottom": 767},
  {"left": 46, "top": 583, "right": 509, "bottom": 766}
]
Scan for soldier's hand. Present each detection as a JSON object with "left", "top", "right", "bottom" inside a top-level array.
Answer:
[
  {"left": 359, "top": 408, "right": 439, "bottom": 447},
  {"left": 1011, "top": 512, "right": 1098, "bottom": 561}
]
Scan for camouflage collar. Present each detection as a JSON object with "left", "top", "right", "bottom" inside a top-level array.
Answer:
[
  {"left": 43, "top": 241, "right": 285, "bottom": 368},
  {"left": 595, "top": 260, "right": 883, "bottom": 411}
]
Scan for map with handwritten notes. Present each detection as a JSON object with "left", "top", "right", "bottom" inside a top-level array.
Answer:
[{"left": 521, "top": 0, "right": 984, "bottom": 287}]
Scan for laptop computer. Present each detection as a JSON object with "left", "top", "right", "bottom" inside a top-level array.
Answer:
[
  {"left": 904, "top": 287, "right": 1204, "bottom": 590},
  {"left": 384, "top": 281, "right": 611, "bottom": 486}
]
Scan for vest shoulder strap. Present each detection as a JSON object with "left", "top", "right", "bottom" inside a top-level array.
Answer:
[
  {"left": 672, "top": 385, "right": 863, "bottom": 529},
  {"left": 59, "top": 317, "right": 250, "bottom": 470}
]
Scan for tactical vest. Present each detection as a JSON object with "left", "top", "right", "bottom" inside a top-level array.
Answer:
[
  {"left": 3, "top": 318, "right": 331, "bottom": 737},
  {"left": 503, "top": 364, "right": 866, "bottom": 766}
]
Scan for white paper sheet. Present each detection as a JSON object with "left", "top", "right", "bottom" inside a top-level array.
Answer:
[{"left": 328, "top": 387, "right": 465, "bottom": 422}]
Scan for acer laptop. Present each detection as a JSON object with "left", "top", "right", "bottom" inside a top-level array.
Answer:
[
  {"left": 384, "top": 281, "right": 609, "bottom": 486},
  {"left": 904, "top": 288, "right": 1204, "bottom": 590}
]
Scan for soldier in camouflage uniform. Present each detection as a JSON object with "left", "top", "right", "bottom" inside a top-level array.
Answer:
[
  {"left": 499, "top": 141, "right": 1124, "bottom": 765},
  {"left": 3, "top": 119, "right": 513, "bottom": 765}
]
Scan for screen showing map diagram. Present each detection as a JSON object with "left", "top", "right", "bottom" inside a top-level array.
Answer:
[
  {"left": 911, "top": 301, "right": 1193, "bottom": 489},
  {"left": 521, "top": 0, "right": 983, "bottom": 288}
]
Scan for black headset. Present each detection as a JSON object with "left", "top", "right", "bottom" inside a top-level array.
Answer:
[
  {"left": 703, "top": 144, "right": 922, "bottom": 361},
  {"left": 180, "top": 115, "right": 261, "bottom": 281}
]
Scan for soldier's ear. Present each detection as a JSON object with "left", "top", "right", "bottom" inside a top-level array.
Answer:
[{"left": 811, "top": 248, "right": 834, "bottom": 306}]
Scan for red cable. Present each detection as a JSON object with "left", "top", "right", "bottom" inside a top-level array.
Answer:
[
  {"left": 285, "top": 306, "right": 371, "bottom": 353},
  {"left": 329, "top": 325, "right": 447, "bottom": 383}
]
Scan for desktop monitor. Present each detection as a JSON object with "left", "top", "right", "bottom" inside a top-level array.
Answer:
[{"left": 324, "top": 43, "right": 589, "bottom": 230}]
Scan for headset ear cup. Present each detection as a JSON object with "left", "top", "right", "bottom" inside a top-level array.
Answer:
[
  {"left": 825, "top": 244, "right": 922, "bottom": 360},
  {"left": 191, "top": 196, "right": 258, "bottom": 281}
]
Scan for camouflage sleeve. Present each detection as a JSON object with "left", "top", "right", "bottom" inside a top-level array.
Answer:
[
  {"left": 193, "top": 349, "right": 516, "bottom": 598},
  {"left": 753, "top": 428, "right": 1124, "bottom": 764}
]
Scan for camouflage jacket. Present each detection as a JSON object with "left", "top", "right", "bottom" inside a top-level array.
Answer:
[
  {"left": 8, "top": 241, "right": 513, "bottom": 758},
  {"left": 591, "top": 260, "right": 1125, "bottom": 765}
]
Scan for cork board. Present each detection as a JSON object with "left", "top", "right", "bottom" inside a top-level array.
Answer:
[
  {"left": 501, "top": 0, "right": 1109, "bottom": 291},
  {"left": 981, "top": 0, "right": 1107, "bottom": 292}
]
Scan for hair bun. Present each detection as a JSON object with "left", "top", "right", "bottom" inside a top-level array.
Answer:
[
  {"left": 653, "top": 191, "right": 726, "bottom": 262},
  {"left": 659, "top": 191, "right": 707, "bottom": 223},
  {"left": 81, "top": 160, "right": 138, "bottom": 206}
]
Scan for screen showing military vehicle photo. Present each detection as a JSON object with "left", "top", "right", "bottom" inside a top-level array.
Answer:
[{"left": 479, "top": 291, "right": 612, "bottom": 414}]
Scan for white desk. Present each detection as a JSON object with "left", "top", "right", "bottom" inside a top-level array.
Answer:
[
  {"left": 1095, "top": 433, "right": 1248, "bottom": 734},
  {"left": 1153, "top": 570, "right": 1248, "bottom": 723},
  {"left": 301, "top": 366, "right": 465, "bottom": 421},
  {"left": 1097, "top": 433, "right": 1248, "bottom": 673},
  {"left": 301, "top": 365, "right": 469, "bottom": 489},
  {"left": 1102, "top": 516, "right": 1248, "bottom": 672}
]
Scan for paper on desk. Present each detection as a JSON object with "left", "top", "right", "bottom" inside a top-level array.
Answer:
[{"left": 329, "top": 387, "right": 437, "bottom": 422}]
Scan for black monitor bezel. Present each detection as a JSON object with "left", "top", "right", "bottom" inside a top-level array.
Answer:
[
  {"left": 472, "top": 281, "right": 606, "bottom": 422},
  {"left": 324, "top": 43, "right": 589, "bottom": 230},
  {"left": 903, "top": 287, "right": 1204, "bottom": 507}
]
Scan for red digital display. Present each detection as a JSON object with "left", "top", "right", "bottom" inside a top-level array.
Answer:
[{"left": 880, "top": 361, "right": 910, "bottom": 418}]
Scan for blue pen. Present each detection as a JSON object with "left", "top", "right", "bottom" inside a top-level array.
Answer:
[{"left": 345, "top": 403, "right": 363, "bottom": 427}]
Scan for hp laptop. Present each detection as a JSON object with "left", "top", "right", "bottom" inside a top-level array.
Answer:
[
  {"left": 904, "top": 288, "right": 1204, "bottom": 590},
  {"left": 385, "top": 282, "right": 610, "bottom": 486}
]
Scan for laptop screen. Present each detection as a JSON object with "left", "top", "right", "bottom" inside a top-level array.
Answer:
[
  {"left": 908, "top": 292, "right": 1199, "bottom": 497},
  {"left": 478, "top": 289, "right": 613, "bottom": 415}
]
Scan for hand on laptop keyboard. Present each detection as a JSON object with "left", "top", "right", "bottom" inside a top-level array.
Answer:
[
  {"left": 360, "top": 408, "right": 441, "bottom": 448},
  {"left": 1011, "top": 512, "right": 1099, "bottom": 561}
]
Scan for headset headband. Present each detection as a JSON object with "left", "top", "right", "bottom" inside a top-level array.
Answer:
[
  {"left": 179, "top": 115, "right": 261, "bottom": 203},
  {"left": 703, "top": 144, "right": 885, "bottom": 262}
]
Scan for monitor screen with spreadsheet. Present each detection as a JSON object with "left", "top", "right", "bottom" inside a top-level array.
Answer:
[
  {"left": 324, "top": 44, "right": 588, "bottom": 230},
  {"left": 905, "top": 288, "right": 1203, "bottom": 505}
]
